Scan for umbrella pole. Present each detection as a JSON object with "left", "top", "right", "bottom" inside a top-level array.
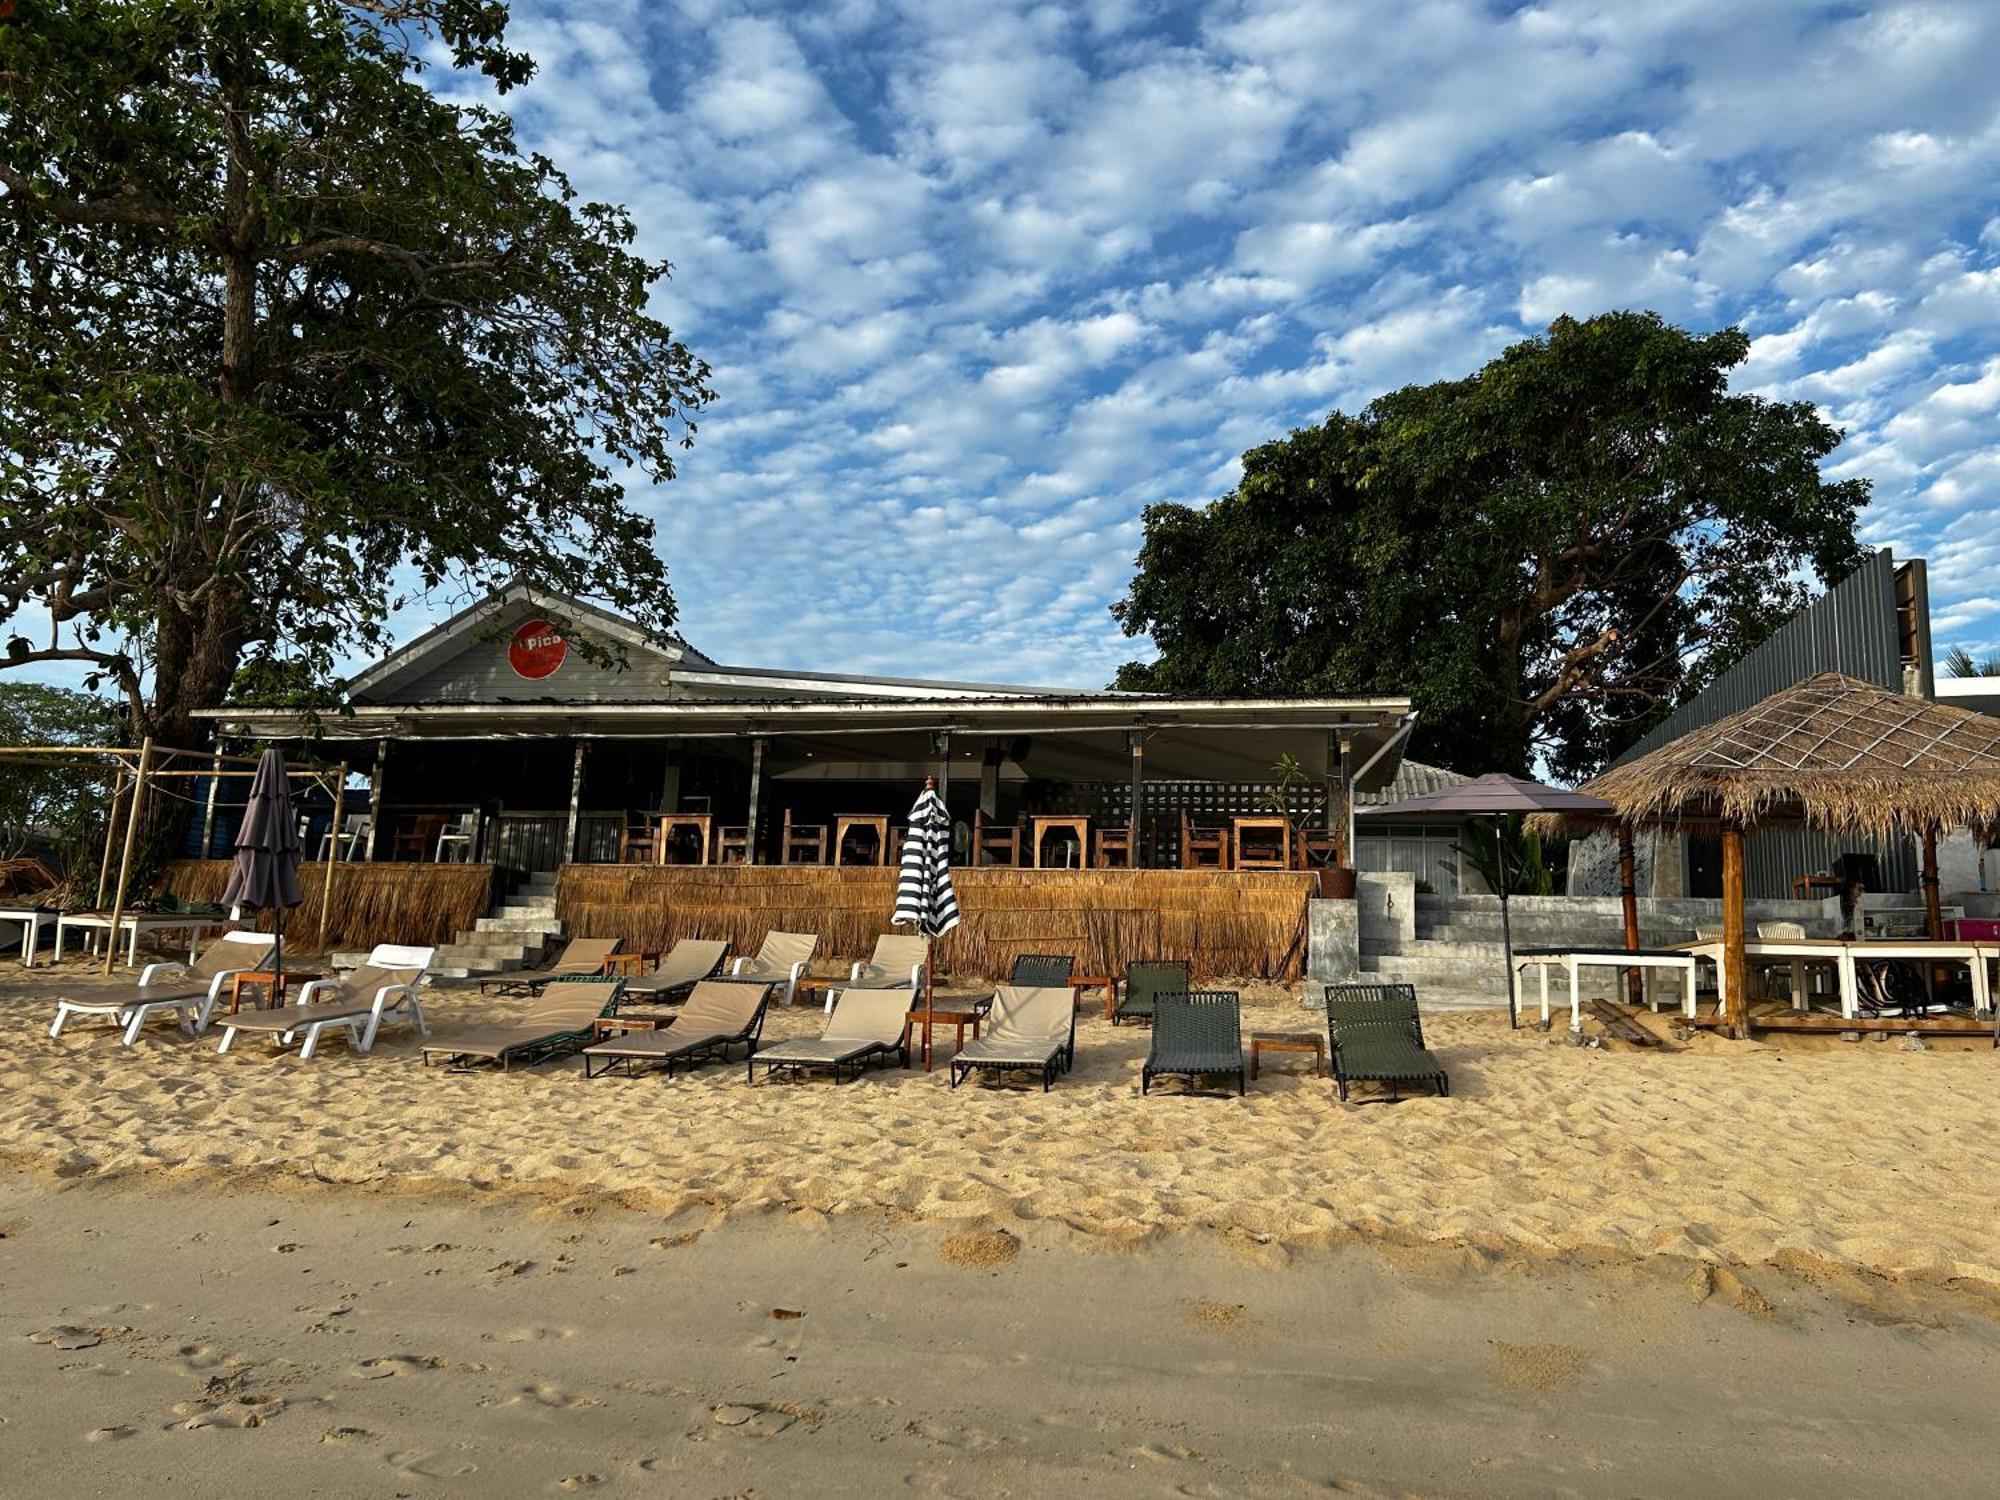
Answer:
[
  {"left": 924, "top": 933, "right": 936, "bottom": 1072},
  {"left": 1496, "top": 820, "right": 1517, "bottom": 1029}
]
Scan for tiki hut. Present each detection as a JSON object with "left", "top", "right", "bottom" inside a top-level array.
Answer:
[{"left": 1546, "top": 673, "right": 2000, "bottom": 1035}]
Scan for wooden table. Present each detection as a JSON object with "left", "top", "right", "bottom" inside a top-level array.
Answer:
[
  {"left": 1513, "top": 947, "right": 1700, "bottom": 1031},
  {"left": 904, "top": 996, "right": 988, "bottom": 1071},
  {"left": 54, "top": 912, "right": 222, "bottom": 969},
  {"left": 654, "top": 813, "right": 713, "bottom": 865},
  {"left": 833, "top": 814, "right": 891, "bottom": 866},
  {"left": 1231, "top": 816, "right": 1291, "bottom": 870},
  {"left": 1029, "top": 815, "right": 1090, "bottom": 868},
  {"left": 1682, "top": 936, "right": 1995, "bottom": 1022},
  {"left": 604, "top": 952, "right": 646, "bottom": 978},
  {"left": 592, "top": 1015, "right": 669, "bottom": 1038},
  {"left": 1249, "top": 1030, "right": 1324, "bottom": 1079},
  {"left": 1068, "top": 974, "right": 1114, "bottom": 1015},
  {"left": 1792, "top": 875, "right": 1844, "bottom": 899},
  {"left": 0, "top": 907, "right": 51, "bottom": 967},
  {"left": 228, "top": 969, "right": 323, "bottom": 1015}
]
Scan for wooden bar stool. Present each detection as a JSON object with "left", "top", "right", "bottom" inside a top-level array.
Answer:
[
  {"left": 782, "top": 810, "right": 828, "bottom": 865},
  {"left": 1231, "top": 815, "right": 1291, "bottom": 870},
  {"left": 972, "top": 811, "right": 1020, "bottom": 866},
  {"left": 1092, "top": 826, "right": 1134, "bottom": 868},
  {"left": 1180, "top": 810, "right": 1231, "bottom": 869}
]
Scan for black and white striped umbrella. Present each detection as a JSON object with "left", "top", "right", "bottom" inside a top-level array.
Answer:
[{"left": 892, "top": 783, "right": 960, "bottom": 939}]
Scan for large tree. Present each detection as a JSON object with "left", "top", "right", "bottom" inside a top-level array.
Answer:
[
  {"left": 0, "top": 0, "right": 712, "bottom": 746},
  {"left": 1113, "top": 313, "right": 1868, "bottom": 779}
]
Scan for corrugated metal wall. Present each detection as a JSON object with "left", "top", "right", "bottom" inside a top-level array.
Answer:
[{"left": 1611, "top": 550, "right": 1919, "bottom": 897}]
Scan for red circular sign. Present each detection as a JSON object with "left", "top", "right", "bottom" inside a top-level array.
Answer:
[{"left": 508, "top": 618, "right": 568, "bottom": 680}]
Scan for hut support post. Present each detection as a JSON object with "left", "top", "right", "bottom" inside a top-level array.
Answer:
[
  {"left": 200, "top": 751, "right": 222, "bottom": 857},
  {"left": 95, "top": 766, "right": 128, "bottom": 909},
  {"left": 365, "top": 739, "right": 388, "bottom": 861},
  {"left": 1127, "top": 730, "right": 1144, "bottom": 867},
  {"left": 1721, "top": 822, "right": 1750, "bottom": 1038},
  {"left": 1921, "top": 826, "right": 1943, "bottom": 939},
  {"left": 1618, "top": 824, "right": 1641, "bottom": 1004},
  {"left": 745, "top": 737, "right": 766, "bottom": 865},
  {"left": 1337, "top": 733, "right": 1356, "bottom": 870},
  {"left": 979, "top": 747, "right": 1000, "bottom": 819},
  {"left": 321, "top": 763, "right": 347, "bottom": 947},
  {"left": 103, "top": 737, "right": 153, "bottom": 974},
  {"left": 565, "top": 742, "right": 588, "bottom": 863}
]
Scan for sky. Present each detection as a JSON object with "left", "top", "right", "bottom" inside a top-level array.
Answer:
[{"left": 17, "top": 0, "right": 2000, "bottom": 693}]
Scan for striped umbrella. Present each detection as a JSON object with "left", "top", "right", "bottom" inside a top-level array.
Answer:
[{"left": 893, "top": 778, "right": 960, "bottom": 1066}]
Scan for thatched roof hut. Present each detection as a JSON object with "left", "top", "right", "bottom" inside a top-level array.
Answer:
[{"left": 1560, "top": 673, "right": 2000, "bottom": 838}]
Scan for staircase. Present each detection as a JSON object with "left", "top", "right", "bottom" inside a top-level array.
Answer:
[
  {"left": 331, "top": 873, "right": 563, "bottom": 982},
  {"left": 1360, "top": 894, "right": 1653, "bottom": 1011}
]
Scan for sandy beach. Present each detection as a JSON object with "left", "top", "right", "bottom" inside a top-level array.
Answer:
[{"left": 5, "top": 964, "right": 2000, "bottom": 1495}]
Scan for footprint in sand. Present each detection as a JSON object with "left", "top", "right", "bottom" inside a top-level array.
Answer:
[
  {"left": 902, "top": 1418, "right": 996, "bottom": 1452},
  {"left": 510, "top": 1383, "right": 599, "bottom": 1410},
  {"left": 501, "top": 1326, "right": 577, "bottom": 1344},
  {"left": 175, "top": 1395, "right": 286, "bottom": 1429},
  {"left": 87, "top": 1426, "right": 136, "bottom": 1443},
  {"left": 387, "top": 1450, "right": 479, "bottom": 1479},
  {"left": 28, "top": 1325, "right": 118, "bottom": 1351},
  {"left": 176, "top": 1342, "right": 238, "bottom": 1374},
  {"left": 349, "top": 1353, "right": 444, "bottom": 1380},
  {"left": 555, "top": 1476, "right": 603, "bottom": 1491}
]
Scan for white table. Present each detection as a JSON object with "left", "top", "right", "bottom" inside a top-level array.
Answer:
[
  {"left": 53, "top": 912, "right": 222, "bottom": 970},
  {"left": 1686, "top": 938, "right": 1992, "bottom": 1021},
  {"left": 1513, "top": 949, "right": 1700, "bottom": 1031},
  {"left": 0, "top": 907, "right": 52, "bottom": 967}
]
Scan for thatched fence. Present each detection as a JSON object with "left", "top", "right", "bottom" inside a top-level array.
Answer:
[
  {"left": 159, "top": 860, "right": 492, "bottom": 951},
  {"left": 558, "top": 864, "right": 1313, "bottom": 981}
]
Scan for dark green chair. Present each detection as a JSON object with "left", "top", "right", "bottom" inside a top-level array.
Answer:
[
  {"left": 1009, "top": 954, "right": 1076, "bottom": 989},
  {"left": 1142, "top": 990, "right": 1244, "bottom": 1095},
  {"left": 1113, "top": 959, "right": 1188, "bottom": 1026},
  {"left": 1323, "top": 983, "right": 1448, "bottom": 1102}
]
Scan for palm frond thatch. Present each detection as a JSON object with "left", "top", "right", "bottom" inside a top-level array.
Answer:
[
  {"left": 160, "top": 859, "right": 490, "bottom": 950},
  {"left": 556, "top": 864, "right": 1313, "bottom": 981},
  {"left": 1553, "top": 673, "right": 2000, "bottom": 837}
]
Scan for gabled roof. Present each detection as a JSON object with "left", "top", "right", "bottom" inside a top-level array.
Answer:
[{"left": 345, "top": 582, "right": 705, "bottom": 704}]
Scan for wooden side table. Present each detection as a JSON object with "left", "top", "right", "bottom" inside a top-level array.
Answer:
[
  {"left": 228, "top": 970, "right": 323, "bottom": 1014},
  {"left": 833, "top": 814, "right": 890, "bottom": 866},
  {"left": 904, "top": 1001, "right": 986, "bottom": 1071},
  {"left": 592, "top": 1015, "right": 668, "bottom": 1039},
  {"left": 1069, "top": 974, "right": 1114, "bottom": 1015},
  {"left": 1249, "top": 1030, "right": 1324, "bottom": 1079},
  {"left": 604, "top": 953, "right": 645, "bottom": 978},
  {"left": 1232, "top": 816, "right": 1292, "bottom": 870},
  {"left": 1029, "top": 815, "right": 1090, "bottom": 868}
]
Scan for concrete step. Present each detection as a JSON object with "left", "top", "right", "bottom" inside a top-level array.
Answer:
[
  {"left": 476, "top": 914, "right": 563, "bottom": 935},
  {"left": 435, "top": 944, "right": 526, "bottom": 969},
  {"left": 497, "top": 898, "right": 558, "bottom": 918},
  {"left": 451, "top": 930, "right": 538, "bottom": 955}
]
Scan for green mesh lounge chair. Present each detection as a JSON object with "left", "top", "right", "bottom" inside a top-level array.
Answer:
[
  {"left": 419, "top": 978, "right": 624, "bottom": 1071},
  {"left": 1113, "top": 959, "right": 1188, "bottom": 1026},
  {"left": 1142, "top": 990, "right": 1245, "bottom": 1095},
  {"left": 1008, "top": 954, "right": 1075, "bottom": 988},
  {"left": 1323, "top": 982, "right": 1448, "bottom": 1102}
]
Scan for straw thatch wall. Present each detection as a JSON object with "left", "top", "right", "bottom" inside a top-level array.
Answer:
[
  {"left": 557, "top": 864, "right": 1313, "bottom": 981},
  {"left": 159, "top": 860, "right": 492, "bottom": 951}
]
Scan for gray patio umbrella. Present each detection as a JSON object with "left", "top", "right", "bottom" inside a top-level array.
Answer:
[
  {"left": 893, "top": 777, "right": 961, "bottom": 1064},
  {"left": 220, "top": 747, "right": 305, "bottom": 994},
  {"left": 1357, "top": 773, "right": 1614, "bottom": 1028}
]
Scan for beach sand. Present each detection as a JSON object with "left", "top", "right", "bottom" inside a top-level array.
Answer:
[{"left": 4, "top": 964, "right": 2000, "bottom": 1494}]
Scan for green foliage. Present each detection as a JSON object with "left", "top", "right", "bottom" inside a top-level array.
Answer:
[
  {"left": 1944, "top": 645, "right": 2000, "bottom": 678},
  {"left": 0, "top": 0, "right": 713, "bottom": 744},
  {"left": 1450, "top": 815, "right": 1558, "bottom": 898},
  {"left": 0, "top": 683, "right": 125, "bottom": 871},
  {"left": 1113, "top": 312, "right": 1868, "bottom": 779},
  {"left": 1259, "top": 750, "right": 1333, "bottom": 866}
]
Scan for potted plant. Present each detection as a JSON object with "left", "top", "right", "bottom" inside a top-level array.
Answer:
[{"left": 1262, "top": 753, "right": 1355, "bottom": 898}]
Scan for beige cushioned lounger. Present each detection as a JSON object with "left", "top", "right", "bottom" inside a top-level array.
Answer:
[{"left": 419, "top": 981, "right": 623, "bottom": 1071}]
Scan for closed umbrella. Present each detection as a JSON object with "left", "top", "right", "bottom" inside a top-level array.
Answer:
[
  {"left": 892, "top": 777, "right": 961, "bottom": 1068},
  {"left": 1357, "top": 773, "right": 1613, "bottom": 1028},
  {"left": 220, "top": 748, "right": 305, "bottom": 999}
]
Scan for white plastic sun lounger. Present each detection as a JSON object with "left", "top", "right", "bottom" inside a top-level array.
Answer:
[
  {"left": 49, "top": 930, "right": 276, "bottom": 1046},
  {"left": 213, "top": 944, "right": 434, "bottom": 1059}
]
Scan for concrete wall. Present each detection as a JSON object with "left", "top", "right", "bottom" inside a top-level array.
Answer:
[
  {"left": 1357, "top": 872, "right": 1416, "bottom": 949},
  {"left": 1306, "top": 899, "right": 1358, "bottom": 985}
]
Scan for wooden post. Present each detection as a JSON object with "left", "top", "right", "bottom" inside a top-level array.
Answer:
[
  {"left": 979, "top": 747, "right": 1001, "bottom": 819},
  {"left": 1127, "top": 730, "right": 1144, "bottom": 868},
  {"left": 1921, "top": 825, "right": 1944, "bottom": 940},
  {"left": 744, "top": 736, "right": 766, "bottom": 865},
  {"left": 1721, "top": 822, "right": 1750, "bottom": 1038},
  {"left": 95, "top": 765, "right": 128, "bottom": 909},
  {"left": 564, "top": 741, "right": 588, "bottom": 863},
  {"left": 103, "top": 737, "right": 153, "bottom": 974},
  {"left": 365, "top": 739, "right": 389, "bottom": 861},
  {"left": 1337, "top": 733, "right": 1356, "bottom": 870},
  {"left": 321, "top": 762, "right": 347, "bottom": 950},
  {"left": 1618, "top": 824, "right": 1641, "bottom": 1004},
  {"left": 660, "top": 745, "right": 681, "bottom": 814},
  {"left": 200, "top": 750, "right": 223, "bottom": 857}
]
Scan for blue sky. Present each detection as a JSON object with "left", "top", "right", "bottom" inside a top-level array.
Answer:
[{"left": 18, "top": 0, "right": 2000, "bottom": 693}]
